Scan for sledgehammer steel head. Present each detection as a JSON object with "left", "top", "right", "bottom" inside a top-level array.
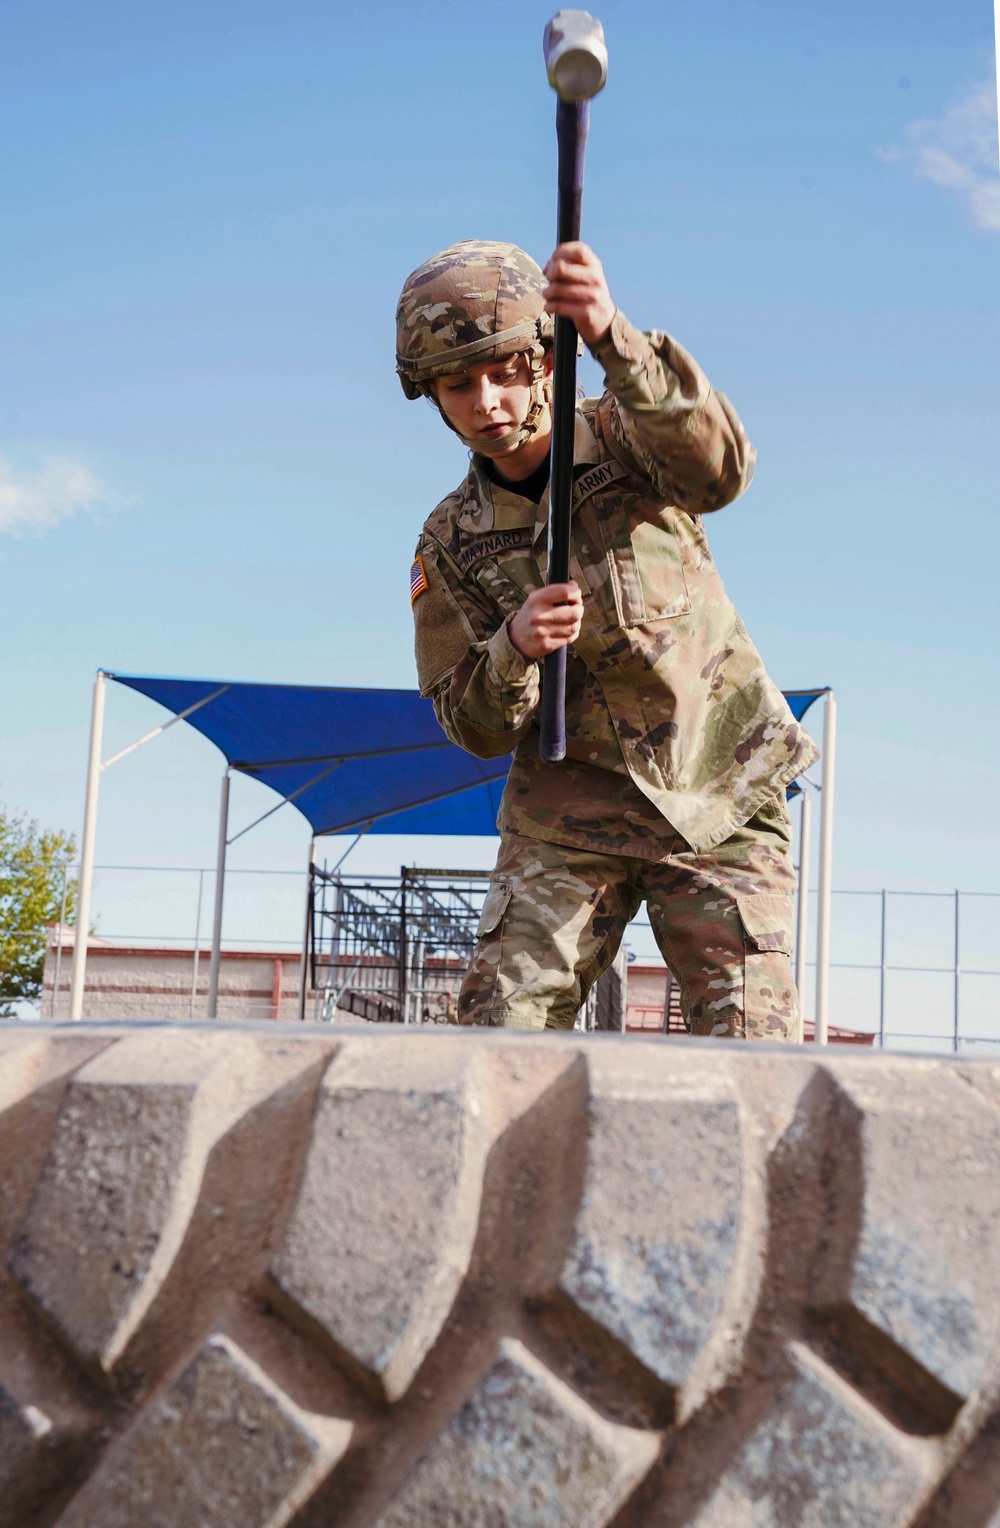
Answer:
[{"left": 543, "top": 10, "right": 607, "bottom": 101}]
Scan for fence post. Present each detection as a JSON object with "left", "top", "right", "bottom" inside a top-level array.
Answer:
[
  {"left": 69, "top": 670, "right": 107, "bottom": 1020},
  {"left": 814, "top": 691, "right": 838, "bottom": 1045},
  {"left": 953, "top": 889, "right": 961, "bottom": 1053},
  {"left": 51, "top": 862, "right": 70, "bottom": 1018},
  {"left": 206, "top": 770, "right": 230, "bottom": 1019},
  {"left": 879, "top": 888, "right": 887, "bottom": 1048},
  {"left": 794, "top": 789, "right": 811, "bottom": 1013},
  {"left": 297, "top": 840, "right": 316, "bottom": 1023},
  {"left": 399, "top": 870, "right": 408, "bottom": 1024},
  {"left": 189, "top": 868, "right": 205, "bottom": 1019}
]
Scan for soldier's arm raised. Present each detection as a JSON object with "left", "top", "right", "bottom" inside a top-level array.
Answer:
[
  {"left": 591, "top": 315, "right": 756, "bottom": 514},
  {"left": 542, "top": 242, "right": 754, "bottom": 513}
]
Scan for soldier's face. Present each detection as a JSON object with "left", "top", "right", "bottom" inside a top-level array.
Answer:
[{"left": 434, "top": 353, "right": 549, "bottom": 453}]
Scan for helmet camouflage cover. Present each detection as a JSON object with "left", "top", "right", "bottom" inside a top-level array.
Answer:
[{"left": 395, "top": 240, "right": 553, "bottom": 399}]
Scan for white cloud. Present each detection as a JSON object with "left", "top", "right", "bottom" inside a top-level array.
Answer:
[
  {"left": 883, "top": 78, "right": 1000, "bottom": 232},
  {"left": 0, "top": 456, "right": 112, "bottom": 535}
]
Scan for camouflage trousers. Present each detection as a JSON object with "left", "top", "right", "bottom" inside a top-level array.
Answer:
[{"left": 458, "top": 793, "right": 801, "bottom": 1041}]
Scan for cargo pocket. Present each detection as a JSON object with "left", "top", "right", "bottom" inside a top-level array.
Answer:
[
  {"left": 476, "top": 880, "right": 513, "bottom": 938},
  {"left": 460, "top": 880, "right": 514, "bottom": 1026},
  {"left": 737, "top": 893, "right": 794, "bottom": 954},
  {"left": 474, "top": 551, "right": 539, "bottom": 620},
  {"left": 736, "top": 892, "right": 799, "bottom": 1041}
]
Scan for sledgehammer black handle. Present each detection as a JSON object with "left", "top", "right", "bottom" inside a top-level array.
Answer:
[{"left": 539, "top": 97, "right": 589, "bottom": 765}]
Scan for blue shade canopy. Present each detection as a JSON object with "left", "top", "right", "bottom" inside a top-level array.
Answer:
[
  {"left": 782, "top": 688, "right": 829, "bottom": 723},
  {"left": 108, "top": 673, "right": 828, "bottom": 837},
  {"left": 108, "top": 673, "right": 511, "bottom": 836}
]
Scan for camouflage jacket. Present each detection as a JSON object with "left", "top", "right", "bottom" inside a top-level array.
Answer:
[{"left": 411, "top": 310, "right": 819, "bottom": 856}]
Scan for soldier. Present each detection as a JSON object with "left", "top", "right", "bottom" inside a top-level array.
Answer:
[{"left": 398, "top": 239, "right": 818, "bottom": 1040}]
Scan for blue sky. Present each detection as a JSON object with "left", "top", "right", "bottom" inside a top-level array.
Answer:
[{"left": 1, "top": 0, "right": 998, "bottom": 953}]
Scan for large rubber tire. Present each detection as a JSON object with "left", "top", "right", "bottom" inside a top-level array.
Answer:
[{"left": 1, "top": 1023, "right": 999, "bottom": 1527}]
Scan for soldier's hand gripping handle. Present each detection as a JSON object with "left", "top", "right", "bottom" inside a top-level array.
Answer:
[{"left": 540, "top": 11, "right": 607, "bottom": 764}]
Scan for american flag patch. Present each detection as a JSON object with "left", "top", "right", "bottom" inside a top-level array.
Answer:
[{"left": 410, "top": 556, "right": 429, "bottom": 604}]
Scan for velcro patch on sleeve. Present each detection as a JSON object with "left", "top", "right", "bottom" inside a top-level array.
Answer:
[{"left": 410, "top": 555, "right": 429, "bottom": 604}]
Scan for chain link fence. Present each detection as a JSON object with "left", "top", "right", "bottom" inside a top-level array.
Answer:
[{"left": 22, "top": 863, "right": 1000, "bottom": 1051}]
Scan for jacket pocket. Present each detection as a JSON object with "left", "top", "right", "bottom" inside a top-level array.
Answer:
[
  {"left": 737, "top": 892, "right": 795, "bottom": 954},
  {"left": 595, "top": 495, "right": 691, "bottom": 627},
  {"left": 477, "top": 880, "right": 513, "bottom": 938},
  {"left": 474, "top": 550, "right": 540, "bottom": 619}
]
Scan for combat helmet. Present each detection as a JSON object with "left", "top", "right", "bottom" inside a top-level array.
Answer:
[{"left": 395, "top": 240, "right": 553, "bottom": 456}]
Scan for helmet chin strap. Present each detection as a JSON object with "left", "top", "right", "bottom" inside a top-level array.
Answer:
[
  {"left": 431, "top": 343, "right": 551, "bottom": 460},
  {"left": 457, "top": 420, "right": 527, "bottom": 457}
]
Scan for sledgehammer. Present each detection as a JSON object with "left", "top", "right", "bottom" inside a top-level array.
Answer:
[{"left": 539, "top": 10, "right": 608, "bottom": 764}]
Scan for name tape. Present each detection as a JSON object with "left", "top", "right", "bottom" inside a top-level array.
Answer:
[{"left": 457, "top": 527, "right": 534, "bottom": 574}]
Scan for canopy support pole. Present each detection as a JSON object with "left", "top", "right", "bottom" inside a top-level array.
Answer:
[
  {"left": 794, "top": 787, "right": 811, "bottom": 1018},
  {"left": 207, "top": 769, "right": 231, "bottom": 1019},
  {"left": 69, "top": 670, "right": 107, "bottom": 1020},
  {"left": 814, "top": 692, "right": 837, "bottom": 1045},
  {"left": 297, "top": 838, "right": 316, "bottom": 1023}
]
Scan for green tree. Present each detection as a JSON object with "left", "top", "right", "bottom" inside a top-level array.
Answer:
[{"left": 0, "top": 807, "right": 77, "bottom": 1018}]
